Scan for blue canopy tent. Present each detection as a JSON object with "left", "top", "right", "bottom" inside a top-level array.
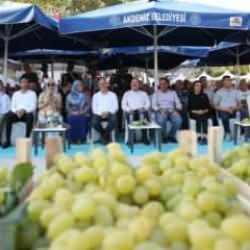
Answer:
[
  {"left": 10, "top": 49, "right": 97, "bottom": 62},
  {"left": 59, "top": 0, "right": 248, "bottom": 85},
  {"left": 199, "top": 42, "right": 250, "bottom": 70},
  {"left": 96, "top": 45, "right": 209, "bottom": 70},
  {"left": 0, "top": 3, "right": 57, "bottom": 83}
]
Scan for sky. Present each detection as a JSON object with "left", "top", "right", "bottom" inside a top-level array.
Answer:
[{"left": 183, "top": 0, "right": 250, "bottom": 12}]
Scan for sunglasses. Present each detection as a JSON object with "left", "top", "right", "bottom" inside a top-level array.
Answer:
[{"left": 48, "top": 84, "right": 55, "bottom": 87}]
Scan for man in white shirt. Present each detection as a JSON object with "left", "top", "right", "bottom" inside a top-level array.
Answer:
[
  {"left": 3, "top": 78, "right": 37, "bottom": 148},
  {"left": 122, "top": 78, "right": 150, "bottom": 144},
  {"left": 152, "top": 78, "right": 182, "bottom": 142},
  {"left": 92, "top": 78, "right": 118, "bottom": 144},
  {"left": 0, "top": 81, "right": 10, "bottom": 146},
  {"left": 214, "top": 76, "right": 241, "bottom": 137}
]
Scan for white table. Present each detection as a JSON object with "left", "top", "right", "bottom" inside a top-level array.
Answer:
[
  {"left": 32, "top": 126, "right": 70, "bottom": 155},
  {"left": 233, "top": 121, "right": 250, "bottom": 145},
  {"left": 128, "top": 122, "right": 162, "bottom": 153}
]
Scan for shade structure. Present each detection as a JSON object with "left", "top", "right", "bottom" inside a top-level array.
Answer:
[
  {"left": 10, "top": 49, "right": 97, "bottom": 63},
  {"left": 0, "top": 2, "right": 93, "bottom": 83},
  {"left": 95, "top": 45, "right": 209, "bottom": 70},
  {"left": 60, "top": 0, "right": 248, "bottom": 85},
  {"left": 199, "top": 42, "right": 250, "bottom": 68},
  {"left": 0, "top": 2, "right": 57, "bottom": 83}
]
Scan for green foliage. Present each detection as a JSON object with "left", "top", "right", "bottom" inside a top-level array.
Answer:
[
  {"left": 16, "top": 0, "right": 130, "bottom": 15},
  {"left": 11, "top": 163, "right": 33, "bottom": 192}
]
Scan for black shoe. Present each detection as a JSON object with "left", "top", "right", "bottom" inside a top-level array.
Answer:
[{"left": 2, "top": 142, "right": 10, "bottom": 149}]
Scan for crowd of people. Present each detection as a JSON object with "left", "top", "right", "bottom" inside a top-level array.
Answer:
[{"left": 0, "top": 64, "right": 249, "bottom": 148}]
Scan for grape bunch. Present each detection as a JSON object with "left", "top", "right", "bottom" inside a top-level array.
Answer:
[
  {"left": 23, "top": 144, "right": 250, "bottom": 250},
  {"left": 223, "top": 144, "right": 250, "bottom": 184}
]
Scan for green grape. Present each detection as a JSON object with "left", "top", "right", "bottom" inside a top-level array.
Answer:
[
  {"left": 141, "top": 201, "right": 164, "bottom": 220},
  {"left": 144, "top": 177, "right": 161, "bottom": 197},
  {"left": 48, "top": 212, "right": 74, "bottom": 240},
  {"left": 149, "top": 226, "right": 167, "bottom": 246},
  {"left": 116, "top": 175, "right": 136, "bottom": 195},
  {"left": 94, "top": 205, "right": 114, "bottom": 226},
  {"left": 73, "top": 167, "right": 96, "bottom": 184},
  {"left": 92, "top": 191, "right": 117, "bottom": 211},
  {"left": 189, "top": 222, "right": 218, "bottom": 249},
  {"left": 136, "top": 166, "right": 154, "bottom": 184},
  {"left": 54, "top": 188, "right": 74, "bottom": 209},
  {"left": 40, "top": 206, "right": 61, "bottom": 228},
  {"left": 28, "top": 200, "right": 50, "bottom": 222},
  {"left": 80, "top": 226, "right": 105, "bottom": 249},
  {"left": 214, "top": 238, "right": 239, "bottom": 250},
  {"left": 160, "top": 219, "right": 188, "bottom": 242},
  {"left": 205, "top": 212, "right": 222, "bottom": 228},
  {"left": 116, "top": 204, "right": 139, "bottom": 219},
  {"left": 72, "top": 196, "right": 96, "bottom": 221},
  {"left": 221, "top": 214, "right": 250, "bottom": 242},
  {"left": 102, "top": 230, "right": 134, "bottom": 250},
  {"left": 129, "top": 216, "right": 154, "bottom": 242},
  {"left": 177, "top": 201, "right": 201, "bottom": 221},
  {"left": 133, "top": 186, "right": 149, "bottom": 205},
  {"left": 196, "top": 191, "right": 218, "bottom": 212}
]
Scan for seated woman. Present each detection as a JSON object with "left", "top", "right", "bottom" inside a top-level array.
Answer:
[
  {"left": 188, "top": 80, "right": 211, "bottom": 145},
  {"left": 38, "top": 80, "right": 62, "bottom": 125},
  {"left": 66, "top": 80, "right": 91, "bottom": 144}
]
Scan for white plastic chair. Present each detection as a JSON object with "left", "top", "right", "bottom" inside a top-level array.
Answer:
[
  {"left": 189, "top": 118, "right": 213, "bottom": 133},
  {"left": 11, "top": 122, "right": 26, "bottom": 145}
]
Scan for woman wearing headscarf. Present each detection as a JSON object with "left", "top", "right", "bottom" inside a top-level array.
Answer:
[
  {"left": 66, "top": 80, "right": 91, "bottom": 143},
  {"left": 38, "top": 80, "right": 62, "bottom": 122}
]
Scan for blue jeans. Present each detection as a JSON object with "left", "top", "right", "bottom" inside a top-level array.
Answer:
[
  {"left": 156, "top": 111, "right": 182, "bottom": 139},
  {"left": 218, "top": 111, "right": 235, "bottom": 134}
]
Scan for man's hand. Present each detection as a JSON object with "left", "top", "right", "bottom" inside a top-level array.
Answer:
[
  {"left": 101, "top": 112, "right": 109, "bottom": 119},
  {"left": 16, "top": 109, "right": 25, "bottom": 118}
]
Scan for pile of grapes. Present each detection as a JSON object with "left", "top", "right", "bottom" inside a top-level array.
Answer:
[
  {"left": 223, "top": 144, "right": 250, "bottom": 184},
  {"left": 22, "top": 144, "right": 250, "bottom": 250}
]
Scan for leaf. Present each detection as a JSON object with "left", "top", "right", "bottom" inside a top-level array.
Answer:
[{"left": 10, "top": 163, "right": 33, "bottom": 192}]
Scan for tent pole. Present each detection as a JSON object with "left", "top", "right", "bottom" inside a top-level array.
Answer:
[
  {"left": 236, "top": 47, "right": 241, "bottom": 77},
  {"left": 153, "top": 25, "right": 159, "bottom": 89},
  {"left": 3, "top": 38, "right": 9, "bottom": 85},
  {"left": 145, "top": 58, "right": 149, "bottom": 84},
  {"left": 51, "top": 62, "right": 55, "bottom": 80}
]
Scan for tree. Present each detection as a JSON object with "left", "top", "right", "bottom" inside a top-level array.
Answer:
[{"left": 16, "top": 0, "right": 129, "bottom": 15}]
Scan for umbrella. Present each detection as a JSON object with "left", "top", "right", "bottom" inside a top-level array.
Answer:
[
  {"left": 10, "top": 49, "right": 98, "bottom": 63},
  {"left": 199, "top": 42, "right": 250, "bottom": 70},
  {"left": 0, "top": 2, "right": 57, "bottom": 83},
  {"left": 59, "top": 0, "right": 248, "bottom": 85},
  {"left": 96, "top": 45, "right": 209, "bottom": 70}
]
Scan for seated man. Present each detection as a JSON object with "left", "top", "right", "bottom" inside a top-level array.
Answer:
[
  {"left": 214, "top": 76, "right": 241, "bottom": 139},
  {"left": 152, "top": 78, "right": 182, "bottom": 143},
  {"left": 92, "top": 78, "right": 118, "bottom": 144},
  {"left": 0, "top": 81, "right": 10, "bottom": 146},
  {"left": 122, "top": 78, "right": 150, "bottom": 144},
  {"left": 3, "top": 78, "right": 37, "bottom": 148}
]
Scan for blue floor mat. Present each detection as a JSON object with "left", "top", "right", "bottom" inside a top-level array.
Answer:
[{"left": 0, "top": 141, "right": 239, "bottom": 158}]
